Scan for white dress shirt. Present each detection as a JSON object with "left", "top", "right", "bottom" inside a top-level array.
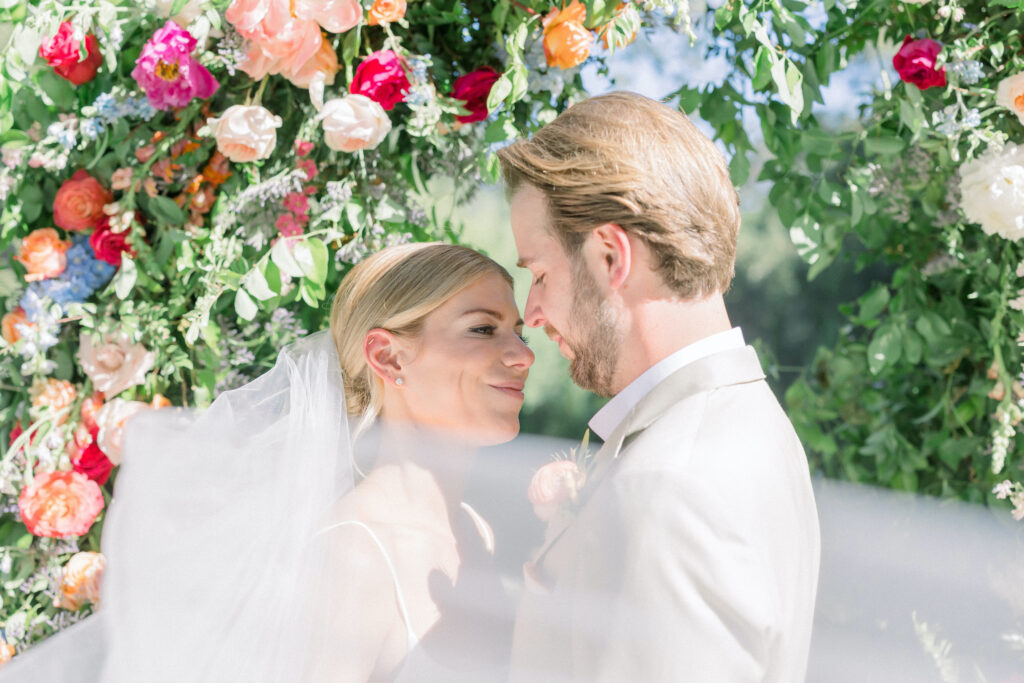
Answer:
[{"left": 587, "top": 327, "right": 745, "bottom": 440}]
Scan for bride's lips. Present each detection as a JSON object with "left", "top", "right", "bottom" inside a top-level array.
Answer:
[{"left": 490, "top": 381, "right": 525, "bottom": 400}]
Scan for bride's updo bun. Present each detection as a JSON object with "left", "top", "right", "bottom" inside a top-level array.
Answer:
[{"left": 329, "top": 242, "right": 513, "bottom": 423}]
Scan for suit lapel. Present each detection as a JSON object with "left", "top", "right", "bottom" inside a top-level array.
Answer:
[{"left": 527, "top": 346, "right": 767, "bottom": 575}]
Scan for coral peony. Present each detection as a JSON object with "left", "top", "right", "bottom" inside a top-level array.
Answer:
[
  {"left": 319, "top": 94, "right": 392, "bottom": 152},
  {"left": 1, "top": 307, "right": 32, "bottom": 345},
  {"left": 367, "top": 0, "right": 407, "bottom": 25},
  {"left": 53, "top": 170, "right": 113, "bottom": 232},
  {"left": 451, "top": 67, "right": 501, "bottom": 123},
  {"left": 893, "top": 35, "right": 946, "bottom": 90},
  {"left": 543, "top": 1, "right": 593, "bottom": 70},
  {"left": 30, "top": 378, "right": 78, "bottom": 423},
  {"left": 18, "top": 471, "right": 105, "bottom": 538},
  {"left": 55, "top": 551, "right": 106, "bottom": 610},
  {"left": 15, "top": 228, "right": 71, "bottom": 282},
  {"left": 996, "top": 72, "right": 1024, "bottom": 126},
  {"left": 78, "top": 332, "right": 156, "bottom": 398},
  {"left": 207, "top": 105, "right": 283, "bottom": 163},
  {"left": 132, "top": 20, "right": 219, "bottom": 110},
  {"left": 38, "top": 22, "right": 103, "bottom": 85},
  {"left": 350, "top": 50, "right": 411, "bottom": 111},
  {"left": 95, "top": 398, "right": 152, "bottom": 466},
  {"left": 528, "top": 460, "right": 586, "bottom": 522},
  {"left": 89, "top": 217, "right": 137, "bottom": 266}
]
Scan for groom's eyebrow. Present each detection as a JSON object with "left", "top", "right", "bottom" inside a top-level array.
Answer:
[
  {"left": 515, "top": 257, "right": 532, "bottom": 268},
  {"left": 461, "top": 309, "right": 525, "bottom": 327}
]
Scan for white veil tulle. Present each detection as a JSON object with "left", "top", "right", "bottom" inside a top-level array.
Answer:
[{"left": 0, "top": 331, "right": 355, "bottom": 682}]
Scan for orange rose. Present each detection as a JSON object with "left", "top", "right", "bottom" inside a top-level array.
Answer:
[
  {"left": 528, "top": 460, "right": 585, "bottom": 522},
  {"left": 367, "top": 0, "right": 406, "bottom": 25},
  {"left": 55, "top": 551, "right": 106, "bottom": 610},
  {"left": 18, "top": 470, "right": 105, "bottom": 538},
  {"left": 0, "top": 636, "right": 13, "bottom": 664},
  {"left": 53, "top": 170, "right": 112, "bottom": 231},
  {"left": 543, "top": 1, "right": 593, "bottom": 70},
  {"left": 30, "top": 378, "right": 78, "bottom": 424},
  {"left": 1, "top": 307, "right": 32, "bottom": 344},
  {"left": 14, "top": 228, "right": 71, "bottom": 281}
]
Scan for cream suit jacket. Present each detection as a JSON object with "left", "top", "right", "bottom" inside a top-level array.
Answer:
[{"left": 509, "top": 346, "right": 820, "bottom": 682}]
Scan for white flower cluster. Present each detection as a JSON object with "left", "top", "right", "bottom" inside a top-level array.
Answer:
[
  {"left": 993, "top": 480, "right": 1024, "bottom": 521},
  {"left": 959, "top": 143, "right": 1024, "bottom": 241},
  {"left": 990, "top": 402, "right": 1022, "bottom": 475}
]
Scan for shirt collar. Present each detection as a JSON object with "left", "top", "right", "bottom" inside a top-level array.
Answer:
[{"left": 587, "top": 327, "right": 745, "bottom": 441}]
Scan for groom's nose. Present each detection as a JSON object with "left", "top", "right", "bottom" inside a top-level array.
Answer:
[{"left": 523, "top": 289, "right": 545, "bottom": 328}]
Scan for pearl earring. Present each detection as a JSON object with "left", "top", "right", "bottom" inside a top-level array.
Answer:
[{"left": 395, "top": 377, "right": 404, "bottom": 386}]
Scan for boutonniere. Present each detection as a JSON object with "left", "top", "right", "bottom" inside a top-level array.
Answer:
[{"left": 527, "top": 430, "right": 595, "bottom": 523}]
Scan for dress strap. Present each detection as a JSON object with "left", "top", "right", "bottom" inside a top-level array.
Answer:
[{"left": 315, "top": 520, "right": 419, "bottom": 647}]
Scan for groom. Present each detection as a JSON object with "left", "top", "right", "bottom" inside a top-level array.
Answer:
[{"left": 499, "top": 92, "right": 820, "bottom": 681}]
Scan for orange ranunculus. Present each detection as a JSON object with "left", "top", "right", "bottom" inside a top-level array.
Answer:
[
  {"left": 599, "top": 3, "right": 638, "bottom": 51},
  {"left": 18, "top": 470, "right": 105, "bottom": 538},
  {"left": 30, "top": 378, "right": 78, "bottom": 424},
  {"left": 0, "top": 636, "right": 13, "bottom": 664},
  {"left": 15, "top": 228, "right": 71, "bottom": 282},
  {"left": 2, "top": 307, "right": 32, "bottom": 344},
  {"left": 55, "top": 551, "right": 106, "bottom": 610},
  {"left": 202, "top": 152, "right": 232, "bottom": 186},
  {"left": 53, "top": 170, "right": 112, "bottom": 231},
  {"left": 80, "top": 390, "right": 104, "bottom": 433},
  {"left": 543, "top": 1, "right": 593, "bottom": 70},
  {"left": 367, "top": 0, "right": 406, "bottom": 25}
]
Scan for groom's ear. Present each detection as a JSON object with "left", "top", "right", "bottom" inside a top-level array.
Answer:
[
  {"left": 363, "top": 328, "right": 404, "bottom": 381},
  {"left": 588, "top": 223, "right": 631, "bottom": 290}
]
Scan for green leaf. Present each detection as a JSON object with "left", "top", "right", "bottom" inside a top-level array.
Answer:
[
  {"left": 112, "top": 256, "right": 138, "bottom": 299},
  {"left": 863, "top": 135, "right": 906, "bottom": 156},
  {"left": 868, "top": 323, "right": 902, "bottom": 375},
  {"left": 19, "top": 182, "right": 42, "bottom": 222},
  {"left": 486, "top": 74, "right": 513, "bottom": 112},
  {"left": 676, "top": 87, "right": 703, "bottom": 114},
  {"left": 36, "top": 70, "right": 75, "bottom": 110},
  {"left": 485, "top": 117, "right": 518, "bottom": 143},
  {"left": 857, "top": 286, "right": 890, "bottom": 321},
  {"left": 342, "top": 26, "right": 361, "bottom": 66},
  {"left": 729, "top": 149, "right": 750, "bottom": 186},
  {"left": 170, "top": 0, "right": 190, "bottom": 16},
  {"left": 147, "top": 195, "right": 187, "bottom": 225},
  {"left": 271, "top": 239, "right": 305, "bottom": 278},
  {"left": 234, "top": 288, "right": 258, "bottom": 321},
  {"left": 242, "top": 266, "right": 276, "bottom": 301},
  {"left": 752, "top": 48, "right": 773, "bottom": 91}
]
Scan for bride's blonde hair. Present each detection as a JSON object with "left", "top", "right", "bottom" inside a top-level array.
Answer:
[{"left": 329, "top": 242, "right": 513, "bottom": 426}]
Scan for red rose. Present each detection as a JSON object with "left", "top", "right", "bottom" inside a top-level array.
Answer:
[
  {"left": 349, "top": 50, "right": 410, "bottom": 111},
  {"left": 451, "top": 67, "right": 500, "bottom": 123},
  {"left": 38, "top": 22, "right": 103, "bottom": 85},
  {"left": 893, "top": 36, "right": 946, "bottom": 90},
  {"left": 72, "top": 442, "right": 114, "bottom": 486},
  {"left": 54, "top": 170, "right": 113, "bottom": 231},
  {"left": 89, "top": 217, "right": 136, "bottom": 266}
]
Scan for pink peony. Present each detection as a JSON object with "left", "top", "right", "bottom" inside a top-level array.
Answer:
[
  {"left": 893, "top": 35, "right": 946, "bottom": 91},
  {"left": 18, "top": 471, "right": 105, "bottom": 538},
  {"left": 451, "top": 67, "right": 501, "bottom": 123},
  {"left": 131, "top": 21, "right": 219, "bottom": 110},
  {"left": 349, "top": 50, "right": 410, "bottom": 111}
]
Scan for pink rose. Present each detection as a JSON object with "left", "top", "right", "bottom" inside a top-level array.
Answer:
[
  {"left": 89, "top": 217, "right": 136, "bottom": 266},
  {"left": 349, "top": 50, "right": 410, "bottom": 111},
  {"left": 77, "top": 332, "right": 156, "bottom": 398},
  {"left": 207, "top": 104, "right": 283, "bottom": 163},
  {"left": 131, "top": 21, "right": 219, "bottom": 111},
  {"left": 527, "top": 460, "right": 585, "bottom": 522},
  {"left": 39, "top": 22, "right": 103, "bottom": 85},
  {"left": 54, "top": 170, "right": 113, "bottom": 232},
  {"left": 55, "top": 551, "right": 105, "bottom": 610},
  {"left": 893, "top": 35, "right": 946, "bottom": 90},
  {"left": 451, "top": 67, "right": 501, "bottom": 123},
  {"left": 18, "top": 471, "right": 105, "bottom": 538},
  {"left": 95, "top": 398, "right": 151, "bottom": 466},
  {"left": 319, "top": 94, "right": 392, "bottom": 152}
]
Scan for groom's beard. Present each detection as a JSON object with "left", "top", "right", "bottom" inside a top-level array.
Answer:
[{"left": 559, "top": 261, "right": 623, "bottom": 398}]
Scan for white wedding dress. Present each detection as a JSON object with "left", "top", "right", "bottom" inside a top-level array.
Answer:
[{"left": 0, "top": 331, "right": 504, "bottom": 682}]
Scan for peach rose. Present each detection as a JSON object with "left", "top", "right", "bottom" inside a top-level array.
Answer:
[
  {"left": 15, "top": 228, "right": 71, "bottom": 281},
  {"left": 543, "top": 1, "right": 593, "bottom": 70},
  {"left": 997, "top": 72, "right": 1024, "bottom": 126},
  {"left": 30, "top": 378, "right": 78, "bottom": 424},
  {"left": 528, "top": 460, "right": 585, "bottom": 522},
  {"left": 207, "top": 105, "right": 283, "bottom": 163},
  {"left": 319, "top": 94, "right": 392, "bottom": 152},
  {"left": 77, "top": 332, "right": 156, "bottom": 398},
  {"left": 55, "top": 551, "right": 106, "bottom": 610},
  {"left": 367, "top": 0, "right": 406, "bottom": 25},
  {"left": 286, "top": 33, "right": 340, "bottom": 89},
  {"left": 294, "top": 0, "right": 362, "bottom": 33},
  {"left": 95, "top": 398, "right": 151, "bottom": 465},
  {"left": 53, "top": 170, "right": 112, "bottom": 231},
  {"left": 2, "top": 307, "right": 32, "bottom": 345},
  {"left": 18, "top": 470, "right": 105, "bottom": 537},
  {"left": 228, "top": 0, "right": 322, "bottom": 77},
  {"left": 0, "top": 635, "right": 12, "bottom": 664}
]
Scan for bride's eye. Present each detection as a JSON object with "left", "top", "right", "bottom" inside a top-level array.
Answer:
[
  {"left": 470, "top": 325, "right": 496, "bottom": 336},
  {"left": 517, "top": 332, "right": 529, "bottom": 345}
]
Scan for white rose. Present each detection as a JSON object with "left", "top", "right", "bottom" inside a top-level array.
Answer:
[
  {"left": 319, "top": 94, "right": 391, "bottom": 153},
  {"left": 207, "top": 105, "right": 282, "bottom": 163},
  {"left": 78, "top": 332, "right": 155, "bottom": 398},
  {"left": 996, "top": 72, "right": 1024, "bottom": 126},
  {"left": 95, "top": 398, "right": 151, "bottom": 466},
  {"left": 959, "top": 143, "right": 1024, "bottom": 242}
]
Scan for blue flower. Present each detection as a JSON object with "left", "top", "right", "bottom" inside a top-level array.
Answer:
[
  {"left": 93, "top": 93, "right": 121, "bottom": 123},
  {"left": 81, "top": 118, "right": 105, "bottom": 140}
]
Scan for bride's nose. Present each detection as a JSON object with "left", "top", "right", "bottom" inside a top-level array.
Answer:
[{"left": 503, "top": 333, "right": 535, "bottom": 369}]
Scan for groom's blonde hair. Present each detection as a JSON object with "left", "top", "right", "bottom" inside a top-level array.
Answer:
[
  {"left": 330, "top": 243, "right": 512, "bottom": 424},
  {"left": 497, "top": 91, "right": 740, "bottom": 298}
]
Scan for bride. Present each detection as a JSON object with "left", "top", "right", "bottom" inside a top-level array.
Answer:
[{"left": 2, "top": 243, "right": 534, "bottom": 682}]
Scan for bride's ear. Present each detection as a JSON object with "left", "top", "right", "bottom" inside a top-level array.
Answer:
[{"left": 363, "top": 328, "right": 405, "bottom": 385}]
